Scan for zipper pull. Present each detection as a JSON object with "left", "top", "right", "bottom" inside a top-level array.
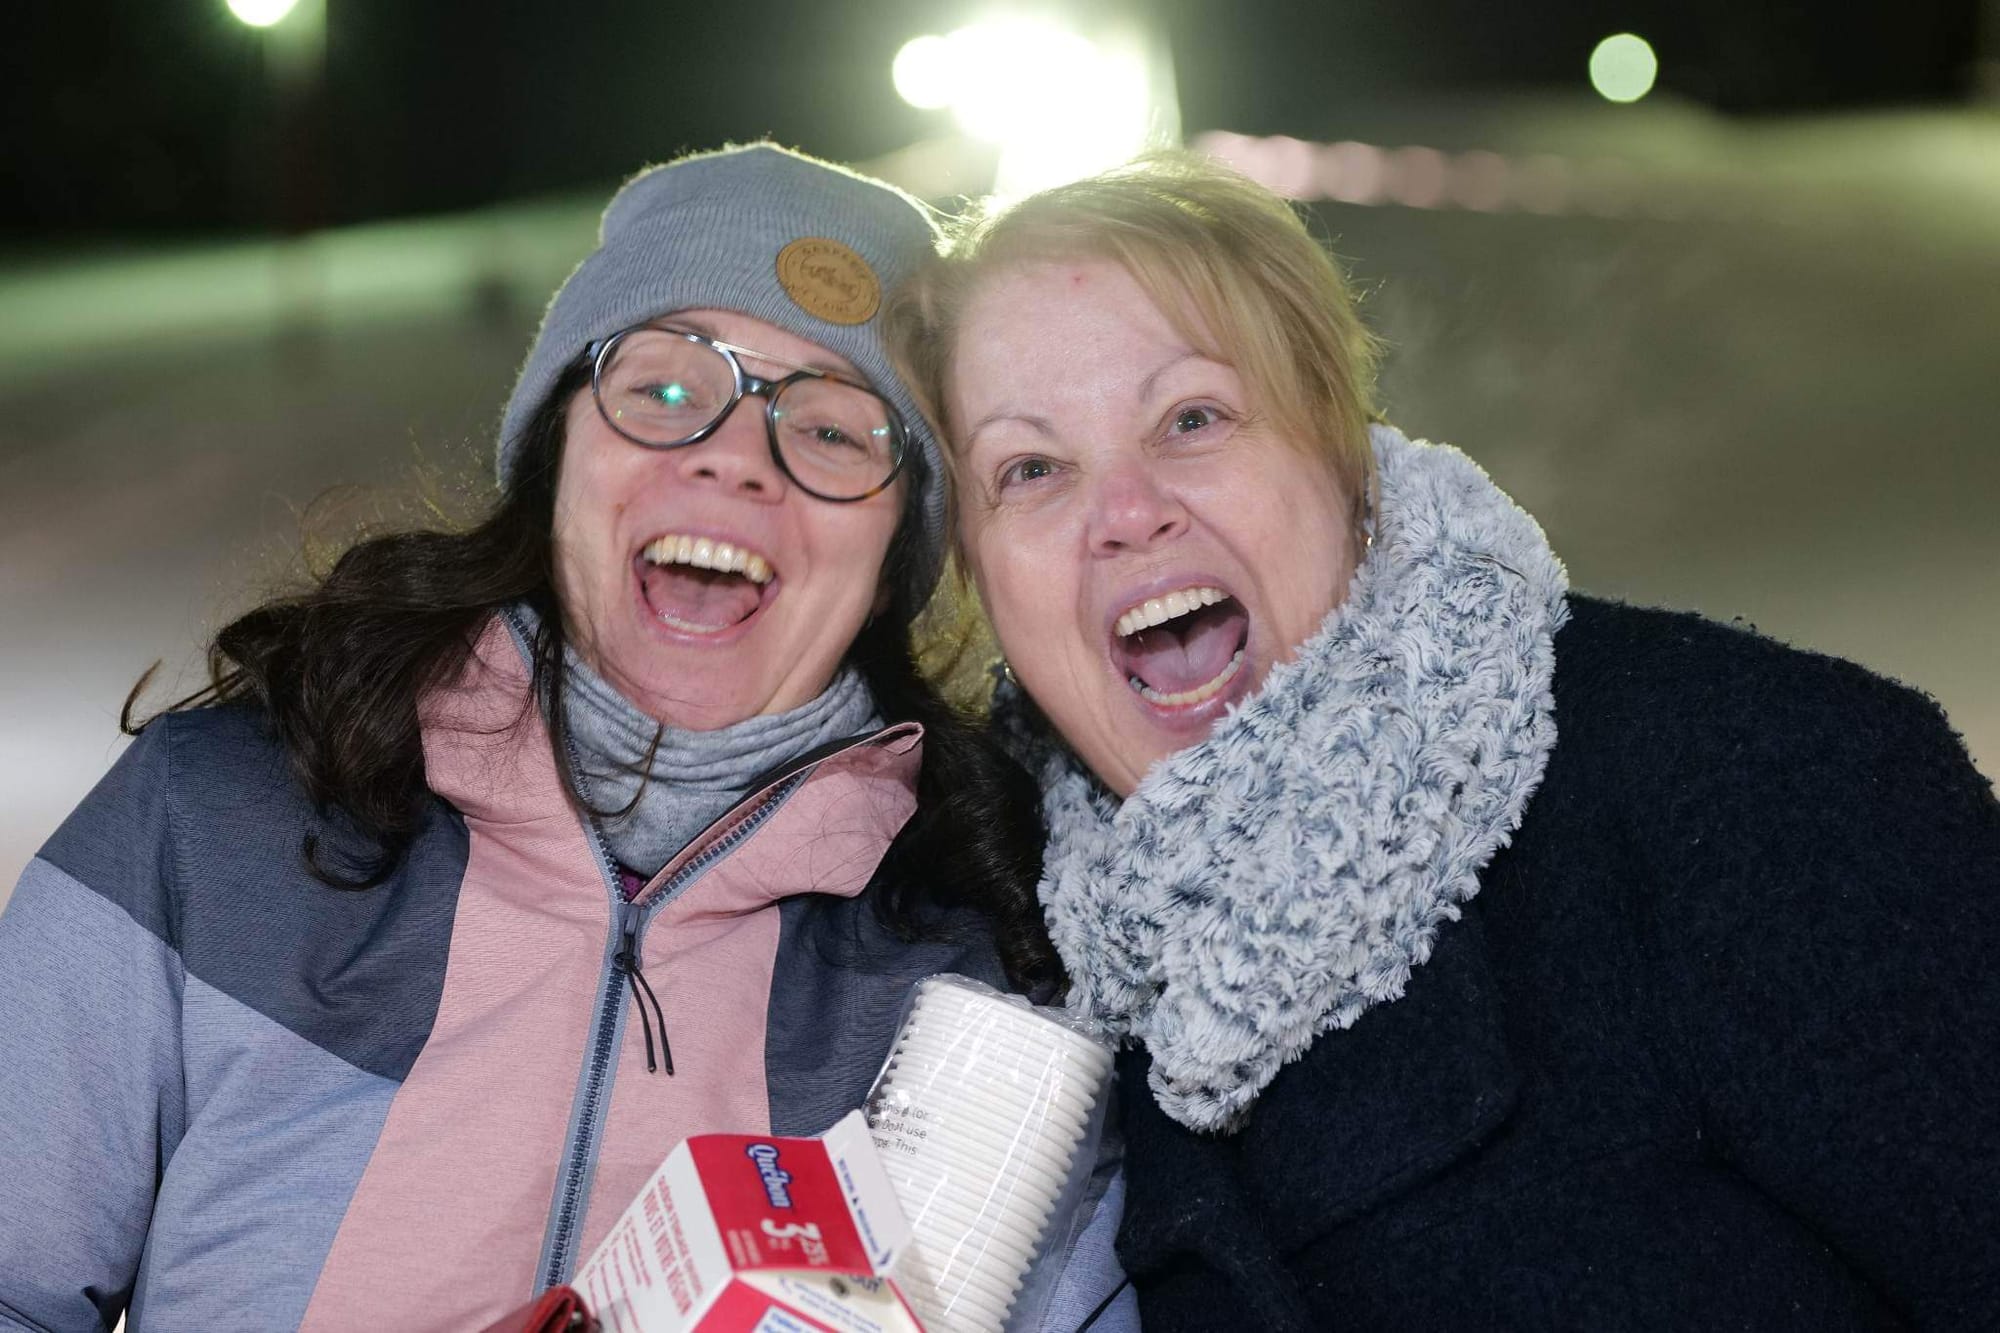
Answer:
[{"left": 614, "top": 903, "right": 673, "bottom": 1076}]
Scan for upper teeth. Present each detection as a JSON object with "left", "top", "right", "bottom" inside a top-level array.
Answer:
[
  {"left": 642, "top": 534, "right": 773, "bottom": 585},
  {"left": 1116, "top": 586, "right": 1227, "bottom": 638}
]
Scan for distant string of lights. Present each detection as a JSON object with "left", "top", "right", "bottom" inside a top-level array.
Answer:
[{"left": 1192, "top": 130, "right": 1716, "bottom": 222}]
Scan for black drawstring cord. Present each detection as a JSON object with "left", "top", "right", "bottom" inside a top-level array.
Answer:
[
  {"left": 1074, "top": 1277, "right": 1132, "bottom": 1332},
  {"left": 615, "top": 939, "right": 673, "bottom": 1075}
]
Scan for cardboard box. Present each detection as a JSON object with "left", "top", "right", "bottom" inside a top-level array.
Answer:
[{"left": 575, "top": 1110, "right": 922, "bottom": 1333}]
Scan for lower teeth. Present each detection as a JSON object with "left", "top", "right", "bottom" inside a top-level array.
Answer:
[
  {"left": 1130, "top": 649, "right": 1244, "bottom": 706},
  {"left": 658, "top": 610, "right": 731, "bottom": 634}
]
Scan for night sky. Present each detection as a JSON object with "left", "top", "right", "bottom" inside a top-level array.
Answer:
[{"left": 2, "top": 0, "right": 1981, "bottom": 240}]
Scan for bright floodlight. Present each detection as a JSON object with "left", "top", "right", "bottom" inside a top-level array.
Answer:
[
  {"left": 1589, "top": 33, "right": 1658, "bottom": 103},
  {"left": 889, "top": 17, "right": 1173, "bottom": 196},
  {"left": 945, "top": 18, "right": 1105, "bottom": 143},
  {"left": 227, "top": 0, "right": 301, "bottom": 25},
  {"left": 893, "top": 34, "right": 956, "bottom": 110}
]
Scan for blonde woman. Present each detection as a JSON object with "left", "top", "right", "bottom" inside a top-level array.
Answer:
[{"left": 891, "top": 155, "right": 2000, "bottom": 1329}]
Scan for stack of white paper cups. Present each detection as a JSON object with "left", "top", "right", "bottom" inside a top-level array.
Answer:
[{"left": 867, "top": 976, "right": 1115, "bottom": 1333}]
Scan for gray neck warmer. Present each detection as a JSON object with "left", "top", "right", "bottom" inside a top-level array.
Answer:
[
  {"left": 995, "top": 426, "right": 1570, "bottom": 1134},
  {"left": 520, "top": 607, "right": 883, "bottom": 873}
]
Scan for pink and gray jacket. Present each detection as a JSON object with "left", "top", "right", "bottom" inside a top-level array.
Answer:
[{"left": 0, "top": 618, "right": 1127, "bottom": 1330}]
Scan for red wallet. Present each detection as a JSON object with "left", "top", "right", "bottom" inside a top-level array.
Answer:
[{"left": 477, "top": 1284, "right": 595, "bottom": 1333}]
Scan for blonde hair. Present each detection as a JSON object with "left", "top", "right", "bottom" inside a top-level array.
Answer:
[
  {"left": 888, "top": 150, "right": 1381, "bottom": 534},
  {"left": 888, "top": 151, "right": 1382, "bottom": 706}
]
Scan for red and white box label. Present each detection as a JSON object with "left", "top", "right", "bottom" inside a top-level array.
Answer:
[{"left": 575, "top": 1110, "right": 921, "bottom": 1333}]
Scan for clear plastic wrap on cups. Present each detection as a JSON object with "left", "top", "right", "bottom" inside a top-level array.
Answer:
[{"left": 865, "top": 974, "right": 1116, "bottom": 1333}]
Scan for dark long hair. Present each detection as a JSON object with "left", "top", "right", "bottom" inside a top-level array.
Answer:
[{"left": 128, "top": 364, "right": 1060, "bottom": 991}]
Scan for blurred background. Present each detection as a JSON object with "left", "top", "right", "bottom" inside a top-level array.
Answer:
[{"left": 4, "top": 0, "right": 1996, "bottom": 905}]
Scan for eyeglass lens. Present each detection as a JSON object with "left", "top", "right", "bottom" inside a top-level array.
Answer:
[{"left": 597, "top": 330, "right": 900, "bottom": 499}]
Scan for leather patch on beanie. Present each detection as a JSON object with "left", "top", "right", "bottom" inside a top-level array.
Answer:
[{"left": 775, "top": 238, "right": 881, "bottom": 324}]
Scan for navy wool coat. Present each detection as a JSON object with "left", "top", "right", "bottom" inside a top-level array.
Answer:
[{"left": 1114, "top": 596, "right": 2000, "bottom": 1330}]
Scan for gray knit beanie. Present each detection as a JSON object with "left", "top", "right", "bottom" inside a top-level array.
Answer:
[{"left": 499, "top": 142, "right": 946, "bottom": 612}]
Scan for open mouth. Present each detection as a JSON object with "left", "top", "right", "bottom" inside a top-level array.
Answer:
[
  {"left": 1110, "top": 585, "right": 1249, "bottom": 708},
  {"left": 636, "top": 533, "right": 776, "bottom": 635}
]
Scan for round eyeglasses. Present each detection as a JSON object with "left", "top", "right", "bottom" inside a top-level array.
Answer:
[{"left": 586, "top": 325, "right": 910, "bottom": 503}]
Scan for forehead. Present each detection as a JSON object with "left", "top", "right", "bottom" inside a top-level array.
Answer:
[
  {"left": 957, "top": 261, "right": 1187, "bottom": 379},
  {"left": 661, "top": 307, "right": 861, "bottom": 379},
  {"left": 964, "top": 259, "right": 1175, "bottom": 336},
  {"left": 950, "top": 259, "right": 1232, "bottom": 425}
]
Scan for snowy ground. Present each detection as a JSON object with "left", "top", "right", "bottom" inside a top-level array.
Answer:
[{"left": 4, "top": 104, "right": 1995, "bottom": 907}]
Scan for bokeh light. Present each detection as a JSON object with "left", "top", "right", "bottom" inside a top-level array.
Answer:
[
  {"left": 1388, "top": 146, "right": 1450, "bottom": 208},
  {"left": 1320, "top": 140, "right": 1388, "bottom": 205},
  {"left": 1589, "top": 34, "right": 1658, "bottom": 103},
  {"left": 226, "top": 0, "right": 302, "bottom": 27},
  {"left": 891, "top": 34, "right": 955, "bottom": 111},
  {"left": 946, "top": 18, "right": 1110, "bottom": 144},
  {"left": 890, "top": 18, "right": 1170, "bottom": 196}
]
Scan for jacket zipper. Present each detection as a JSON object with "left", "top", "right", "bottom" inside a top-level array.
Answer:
[
  {"left": 535, "top": 772, "right": 805, "bottom": 1290},
  {"left": 616, "top": 900, "right": 671, "bottom": 1075}
]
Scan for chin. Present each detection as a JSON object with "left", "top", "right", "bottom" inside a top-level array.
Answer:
[{"left": 1090, "top": 647, "right": 1278, "bottom": 795}]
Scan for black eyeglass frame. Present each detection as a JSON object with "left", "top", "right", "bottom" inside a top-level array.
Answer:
[{"left": 582, "top": 324, "right": 911, "bottom": 504}]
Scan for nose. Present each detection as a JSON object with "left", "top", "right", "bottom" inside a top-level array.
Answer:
[
  {"left": 675, "top": 397, "right": 784, "bottom": 499},
  {"left": 1086, "top": 458, "right": 1188, "bottom": 556}
]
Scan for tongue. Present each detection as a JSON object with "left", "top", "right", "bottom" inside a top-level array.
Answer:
[
  {"left": 1119, "top": 601, "right": 1247, "bottom": 695},
  {"left": 640, "top": 563, "right": 762, "bottom": 629}
]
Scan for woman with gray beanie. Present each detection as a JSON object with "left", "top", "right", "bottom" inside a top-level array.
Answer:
[{"left": 0, "top": 144, "right": 1120, "bottom": 1330}]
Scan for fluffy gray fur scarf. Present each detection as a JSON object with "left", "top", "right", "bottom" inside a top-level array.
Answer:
[{"left": 996, "top": 425, "right": 1571, "bottom": 1133}]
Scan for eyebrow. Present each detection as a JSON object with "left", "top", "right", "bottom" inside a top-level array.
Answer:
[
  {"left": 1136, "top": 350, "right": 1208, "bottom": 404},
  {"left": 962, "top": 349, "right": 1219, "bottom": 448},
  {"left": 964, "top": 410, "right": 1055, "bottom": 450}
]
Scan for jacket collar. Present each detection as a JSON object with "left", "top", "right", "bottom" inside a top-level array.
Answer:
[{"left": 419, "top": 615, "right": 922, "bottom": 914}]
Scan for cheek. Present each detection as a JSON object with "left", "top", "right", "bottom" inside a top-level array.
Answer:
[
  {"left": 577, "top": 437, "right": 657, "bottom": 526},
  {"left": 548, "top": 519, "right": 602, "bottom": 638},
  {"left": 972, "top": 537, "right": 1086, "bottom": 680},
  {"left": 548, "top": 480, "right": 586, "bottom": 595},
  {"left": 847, "top": 491, "right": 904, "bottom": 579},
  {"left": 966, "top": 531, "right": 1032, "bottom": 651},
  {"left": 550, "top": 453, "right": 634, "bottom": 615},
  {"left": 1264, "top": 465, "right": 1354, "bottom": 639},
  {"left": 803, "top": 497, "right": 903, "bottom": 624}
]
